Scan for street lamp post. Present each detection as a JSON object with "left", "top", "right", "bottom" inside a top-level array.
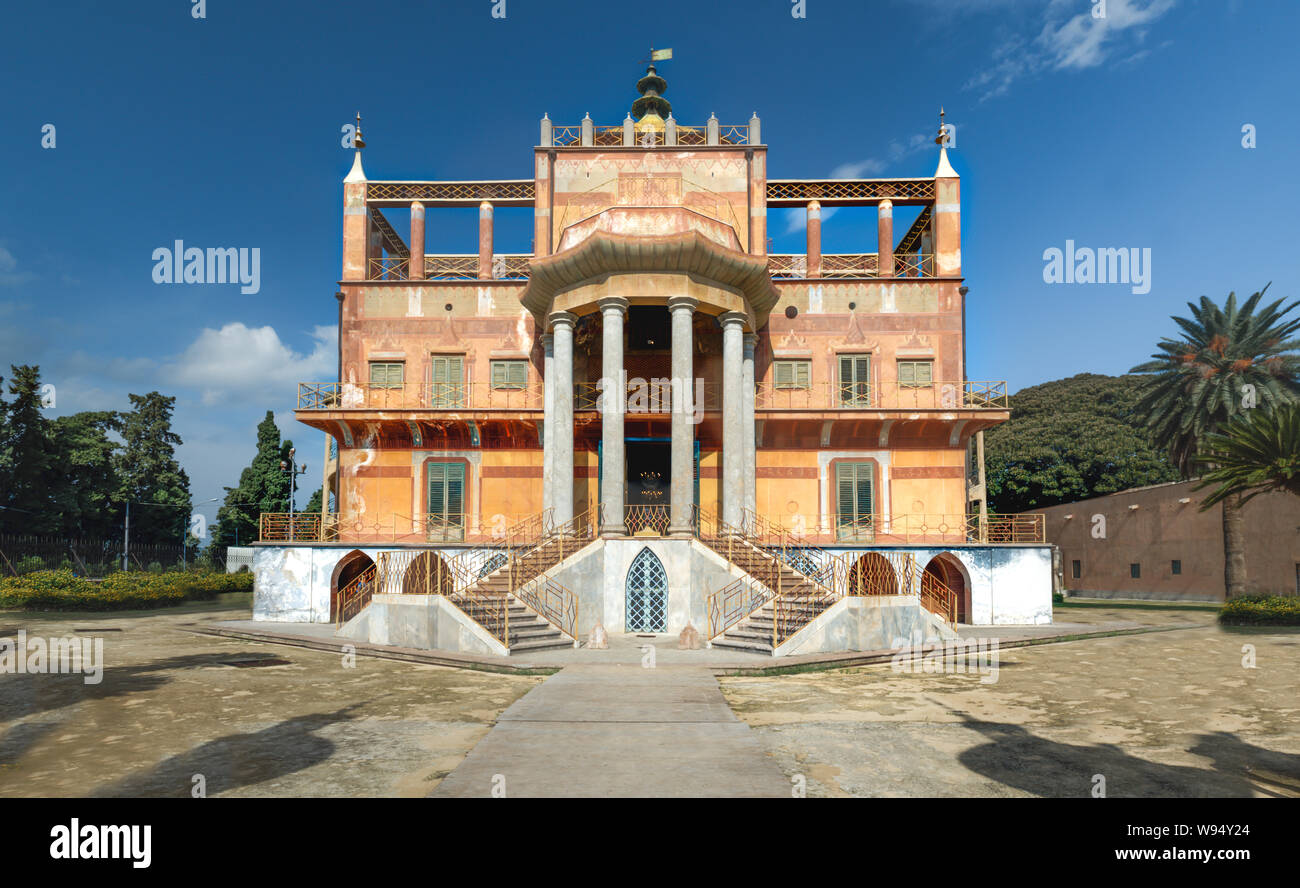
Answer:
[{"left": 281, "top": 448, "right": 309, "bottom": 542}]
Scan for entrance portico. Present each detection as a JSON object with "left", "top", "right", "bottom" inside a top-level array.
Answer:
[{"left": 526, "top": 206, "right": 777, "bottom": 537}]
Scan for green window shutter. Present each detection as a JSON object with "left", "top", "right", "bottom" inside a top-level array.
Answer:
[
  {"left": 899, "top": 362, "right": 915, "bottom": 386},
  {"left": 445, "top": 463, "right": 464, "bottom": 525},
  {"left": 776, "top": 361, "right": 810, "bottom": 389},
  {"left": 916, "top": 361, "right": 932, "bottom": 385},
  {"left": 427, "top": 462, "right": 466, "bottom": 526},
  {"left": 427, "top": 463, "right": 445, "bottom": 518},
  {"left": 855, "top": 464, "right": 874, "bottom": 519},
  {"left": 839, "top": 355, "right": 870, "bottom": 406},
  {"left": 836, "top": 463, "right": 855, "bottom": 528},
  {"left": 431, "top": 356, "right": 464, "bottom": 406},
  {"left": 369, "top": 362, "right": 403, "bottom": 388},
  {"left": 491, "top": 360, "right": 527, "bottom": 390}
]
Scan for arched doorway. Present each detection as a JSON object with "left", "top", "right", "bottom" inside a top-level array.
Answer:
[
  {"left": 922, "top": 553, "right": 971, "bottom": 623},
  {"left": 626, "top": 547, "right": 668, "bottom": 632},
  {"left": 402, "top": 551, "right": 456, "bottom": 596},
  {"left": 846, "top": 552, "right": 900, "bottom": 596},
  {"left": 331, "top": 550, "right": 375, "bottom": 623}
]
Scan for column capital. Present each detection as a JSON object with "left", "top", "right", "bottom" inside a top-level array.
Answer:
[
  {"left": 667, "top": 295, "right": 698, "bottom": 313},
  {"left": 597, "top": 296, "right": 629, "bottom": 314},
  {"left": 718, "top": 310, "right": 748, "bottom": 331},
  {"left": 742, "top": 332, "right": 757, "bottom": 357},
  {"left": 540, "top": 332, "right": 554, "bottom": 348},
  {"left": 548, "top": 310, "right": 578, "bottom": 331}
]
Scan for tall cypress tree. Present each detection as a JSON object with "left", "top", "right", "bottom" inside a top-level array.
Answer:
[
  {"left": 212, "top": 412, "right": 292, "bottom": 550},
  {"left": 0, "top": 365, "right": 59, "bottom": 535},
  {"left": 114, "top": 392, "right": 193, "bottom": 546}
]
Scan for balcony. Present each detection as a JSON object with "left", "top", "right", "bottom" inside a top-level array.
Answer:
[
  {"left": 257, "top": 511, "right": 1045, "bottom": 545},
  {"left": 296, "top": 380, "right": 1008, "bottom": 413},
  {"left": 768, "top": 252, "right": 935, "bottom": 279},
  {"left": 756, "top": 381, "right": 1008, "bottom": 411}
]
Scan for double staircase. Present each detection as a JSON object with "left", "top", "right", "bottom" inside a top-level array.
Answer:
[
  {"left": 696, "top": 509, "right": 840, "bottom": 653},
  {"left": 346, "top": 508, "right": 595, "bottom": 654}
]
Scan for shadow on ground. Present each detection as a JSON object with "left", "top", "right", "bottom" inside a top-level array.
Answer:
[
  {"left": 955, "top": 711, "right": 1300, "bottom": 798},
  {"left": 91, "top": 703, "right": 368, "bottom": 797}
]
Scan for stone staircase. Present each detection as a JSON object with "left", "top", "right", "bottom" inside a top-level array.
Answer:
[
  {"left": 698, "top": 534, "right": 838, "bottom": 653},
  {"left": 450, "top": 527, "right": 590, "bottom": 653},
  {"left": 455, "top": 591, "right": 573, "bottom": 653}
]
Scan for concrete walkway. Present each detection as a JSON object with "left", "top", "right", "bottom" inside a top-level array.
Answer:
[{"left": 430, "top": 664, "right": 792, "bottom": 798}]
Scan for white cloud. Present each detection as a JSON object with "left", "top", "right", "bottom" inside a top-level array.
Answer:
[
  {"left": 965, "top": 0, "right": 1177, "bottom": 101},
  {"left": 0, "top": 246, "right": 37, "bottom": 287},
  {"left": 168, "top": 322, "right": 337, "bottom": 406}
]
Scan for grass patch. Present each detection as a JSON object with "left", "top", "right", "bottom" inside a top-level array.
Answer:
[
  {"left": 1056, "top": 598, "right": 1221, "bottom": 613},
  {"left": 1218, "top": 595, "right": 1300, "bottom": 627},
  {"left": 0, "top": 569, "right": 253, "bottom": 612}
]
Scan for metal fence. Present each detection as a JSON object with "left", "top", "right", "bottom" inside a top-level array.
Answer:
[{"left": 0, "top": 534, "right": 228, "bottom": 577}]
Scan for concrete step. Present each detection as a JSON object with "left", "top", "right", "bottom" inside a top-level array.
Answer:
[
  {"left": 712, "top": 636, "right": 773, "bottom": 653},
  {"left": 509, "top": 635, "right": 573, "bottom": 652}
]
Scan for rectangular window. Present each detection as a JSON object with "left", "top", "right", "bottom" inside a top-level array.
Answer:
[
  {"left": 430, "top": 355, "right": 464, "bottom": 407},
  {"left": 835, "top": 462, "right": 874, "bottom": 541},
  {"left": 368, "top": 361, "right": 404, "bottom": 389},
  {"left": 838, "top": 354, "right": 871, "bottom": 407},
  {"left": 897, "top": 360, "right": 934, "bottom": 388},
  {"left": 426, "top": 462, "right": 466, "bottom": 541},
  {"left": 1171, "top": 560, "right": 1182, "bottom": 575},
  {"left": 490, "top": 360, "right": 528, "bottom": 390},
  {"left": 774, "top": 360, "right": 811, "bottom": 390},
  {"left": 1130, "top": 563, "right": 1141, "bottom": 579},
  {"left": 1071, "top": 559, "right": 1081, "bottom": 579}
]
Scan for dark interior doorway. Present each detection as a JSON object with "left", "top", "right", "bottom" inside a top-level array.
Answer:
[{"left": 627, "top": 306, "right": 670, "bottom": 350}]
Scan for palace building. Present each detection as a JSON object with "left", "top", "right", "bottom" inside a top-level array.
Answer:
[{"left": 251, "top": 64, "right": 1052, "bottom": 656}]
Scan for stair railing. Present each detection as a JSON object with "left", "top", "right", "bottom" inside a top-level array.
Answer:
[{"left": 335, "top": 564, "right": 377, "bottom": 628}]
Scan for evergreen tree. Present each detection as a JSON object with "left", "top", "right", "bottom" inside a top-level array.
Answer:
[
  {"left": 212, "top": 412, "right": 291, "bottom": 550},
  {"left": 0, "top": 365, "right": 60, "bottom": 535},
  {"left": 49, "top": 410, "right": 121, "bottom": 537},
  {"left": 114, "top": 392, "right": 193, "bottom": 546}
]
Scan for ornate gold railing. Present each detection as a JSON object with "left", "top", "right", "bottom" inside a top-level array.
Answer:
[
  {"left": 297, "top": 382, "right": 543, "bottom": 411},
  {"left": 573, "top": 380, "right": 722, "bottom": 412},
  {"left": 768, "top": 253, "right": 884, "bottom": 279},
  {"left": 765, "top": 179, "right": 936, "bottom": 205},
  {"left": 895, "top": 251, "right": 934, "bottom": 277},
  {"left": 335, "top": 564, "right": 377, "bottom": 627},
  {"left": 550, "top": 122, "right": 750, "bottom": 148},
  {"left": 366, "top": 254, "right": 532, "bottom": 281},
  {"left": 706, "top": 576, "right": 773, "bottom": 640},
  {"left": 624, "top": 504, "right": 671, "bottom": 536},
  {"left": 755, "top": 380, "right": 1009, "bottom": 411},
  {"left": 514, "top": 576, "right": 579, "bottom": 641},
  {"left": 258, "top": 513, "right": 322, "bottom": 542}
]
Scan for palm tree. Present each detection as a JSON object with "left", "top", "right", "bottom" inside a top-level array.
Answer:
[
  {"left": 1130, "top": 286, "right": 1300, "bottom": 597},
  {"left": 1194, "top": 403, "right": 1300, "bottom": 507}
]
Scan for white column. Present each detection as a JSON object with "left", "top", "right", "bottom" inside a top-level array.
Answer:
[
  {"left": 742, "top": 332, "right": 757, "bottom": 526},
  {"left": 549, "top": 312, "right": 577, "bottom": 527},
  {"left": 599, "top": 297, "right": 628, "bottom": 535},
  {"left": 668, "top": 296, "right": 698, "bottom": 535},
  {"left": 719, "top": 311, "right": 747, "bottom": 530},
  {"left": 542, "top": 332, "right": 554, "bottom": 520}
]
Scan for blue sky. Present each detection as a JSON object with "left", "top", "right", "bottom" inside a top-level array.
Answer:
[{"left": 2, "top": 0, "right": 1297, "bottom": 531}]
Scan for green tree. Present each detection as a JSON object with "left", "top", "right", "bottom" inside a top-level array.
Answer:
[
  {"left": 212, "top": 412, "right": 292, "bottom": 550},
  {"left": 1194, "top": 403, "right": 1300, "bottom": 507},
  {"left": 49, "top": 410, "right": 121, "bottom": 537},
  {"left": 114, "top": 392, "right": 193, "bottom": 546},
  {"left": 0, "top": 365, "right": 60, "bottom": 535},
  {"left": 984, "top": 374, "right": 1180, "bottom": 513},
  {"left": 1131, "top": 287, "right": 1300, "bottom": 597},
  {"left": 303, "top": 486, "right": 324, "bottom": 515}
]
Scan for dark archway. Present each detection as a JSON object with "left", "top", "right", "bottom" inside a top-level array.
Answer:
[
  {"left": 846, "top": 552, "right": 899, "bottom": 596},
  {"left": 402, "top": 551, "right": 456, "bottom": 596},
  {"left": 331, "top": 550, "right": 375, "bottom": 623},
  {"left": 923, "top": 553, "right": 971, "bottom": 623}
]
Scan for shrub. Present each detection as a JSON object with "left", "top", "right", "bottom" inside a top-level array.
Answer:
[
  {"left": 1218, "top": 595, "right": 1300, "bottom": 626},
  {"left": 15, "top": 555, "right": 46, "bottom": 575},
  {"left": 0, "top": 569, "right": 254, "bottom": 611}
]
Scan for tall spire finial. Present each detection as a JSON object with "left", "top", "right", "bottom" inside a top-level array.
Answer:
[
  {"left": 354, "top": 111, "right": 366, "bottom": 150},
  {"left": 934, "top": 107, "right": 946, "bottom": 146}
]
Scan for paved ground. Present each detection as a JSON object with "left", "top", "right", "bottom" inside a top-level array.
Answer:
[
  {"left": 4, "top": 596, "right": 1296, "bottom": 798},
  {"left": 0, "top": 595, "right": 541, "bottom": 797},
  {"left": 718, "top": 602, "right": 1300, "bottom": 798},
  {"left": 431, "top": 664, "right": 791, "bottom": 797}
]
